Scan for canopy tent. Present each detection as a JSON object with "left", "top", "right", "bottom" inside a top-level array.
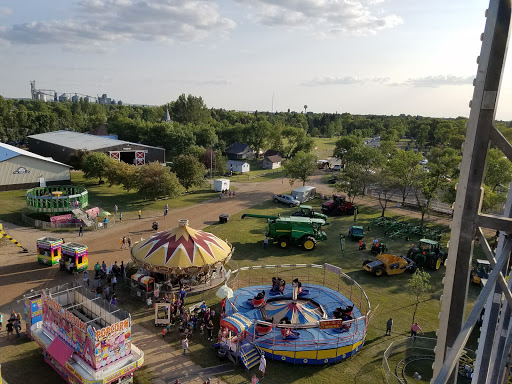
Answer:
[
  {"left": 131, "top": 219, "right": 233, "bottom": 275},
  {"left": 265, "top": 300, "right": 325, "bottom": 325},
  {"left": 221, "top": 313, "right": 253, "bottom": 334}
]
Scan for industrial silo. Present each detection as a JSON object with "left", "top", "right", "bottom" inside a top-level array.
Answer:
[
  {"left": 59, "top": 93, "right": 70, "bottom": 102},
  {"left": 71, "top": 94, "right": 80, "bottom": 103}
]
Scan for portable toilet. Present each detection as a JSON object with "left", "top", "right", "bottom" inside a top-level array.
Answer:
[
  {"left": 36, "top": 237, "right": 63, "bottom": 266},
  {"left": 62, "top": 242, "right": 88, "bottom": 272},
  {"left": 214, "top": 179, "right": 231, "bottom": 192}
]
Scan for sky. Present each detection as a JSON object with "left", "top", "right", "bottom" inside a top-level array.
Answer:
[{"left": 0, "top": 0, "right": 511, "bottom": 119}]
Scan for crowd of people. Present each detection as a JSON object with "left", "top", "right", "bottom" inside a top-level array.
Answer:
[{"left": 91, "top": 260, "right": 124, "bottom": 306}]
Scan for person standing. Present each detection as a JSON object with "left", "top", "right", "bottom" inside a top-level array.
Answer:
[
  {"left": 164, "top": 204, "right": 169, "bottom": 219},
  {"left": 386, "top": 318, "right": 393, "bottom": 336},
  {"left": 120, "top": 236, "right": 126, "bottom": 249},
  {"left": 410, "top": 322, "right": 422, "bottom": 340},
  {"left": 252, "top": 373, "right": 259, "bottom": 384},
  {"left": 263, "top": 237, "right": 268, "bottom": 249},
  {"left": 259, "top": 354, "right": 266, "bottom": 379},
  {"left": 206, "top": 319, "right": 214, "bottom": 341},
  {"left": 119, "top": 212, "right": 123, "bottom": 222},
  {"left": 6, "top": 320, "right": 13, "bottom": 339},
  {"left": 114, "top": 205, "right": 118, "bottom": 215},
  {"left": 79, "top": 224, "right": 83, "bottom": 237},
  {"left": 127, "top": 237, "right": 132, "bottom": 248},
  {"left": 120, "top": 261, "right": 125, "bottom": 277},
  {"left": 0, "top": 312, "right": 3, "bottom": 330},
  {"left": 138, "top": 209, "right": 142, "bottom": 219},
  {"left": 180, "top": 286, "right": 187, "bottom": 306},
  {"left": 182, "top": 336, "right": 189, "bottom": 355},
  {"left": 102, "top": 261, "right": 107, "bottom": 274},
  {"left": 95, "top": 261, "right": 101, "bottom": 277},
  {"left": 83, "top": 270, "right": 90, "bottom": 286},
  {"left": 112, "top": 275, "right": 117, "bottom": 291}
]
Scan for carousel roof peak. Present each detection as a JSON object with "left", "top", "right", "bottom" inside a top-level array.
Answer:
[{"left": 178, "top": 219, "right": 189, "bottom": 227}]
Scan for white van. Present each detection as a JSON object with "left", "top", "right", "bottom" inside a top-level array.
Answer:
[{"left": 291, "top": 186, "right": 317, "bottom": 203}]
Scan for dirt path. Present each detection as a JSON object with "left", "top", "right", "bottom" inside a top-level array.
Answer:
[{"left": 0, "top": 172, "right": 455, "bottom": 383}]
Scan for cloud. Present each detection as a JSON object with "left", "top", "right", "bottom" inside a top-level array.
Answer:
[
  {"left": 0, "top": 0, "right": 236, "bottom": 49},
  {"left": 403, "top": 75, "right": 474, "bottom": 88},
  {"left": 234, "top": 0, "right": 402, "bottom": 36},
  {"left": 0, "top": 7, "right": 12, "bottom": 17},
  {"left": 302, "top": 75, "right": 390, "bottom": 86},
  {"left": 302, "top": 74, "right": 473, "bottom": 87}
]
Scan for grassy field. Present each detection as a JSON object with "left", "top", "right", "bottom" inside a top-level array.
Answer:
[
  {"left": 312, "top": 138, "right": 338, "bottom": 160},
  {"left": 0, "top": 198, "right": 483, "bottom": 384},
  {"left": 0, "top": 171, "right": 218, "bottom": 226},
  {"left": 114, "top": 199, "right": 481, "bottom": 384}
]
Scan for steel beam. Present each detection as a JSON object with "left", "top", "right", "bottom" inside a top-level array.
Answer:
[{"left": 433, "top": 0, "right": 512, "bottom": 383}]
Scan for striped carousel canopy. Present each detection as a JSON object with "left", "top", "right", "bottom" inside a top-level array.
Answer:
[
  {"left": 221, "top": 313, "right": 253, "bottom": 334},
  {"left": 265, "top": 300, "right": 325, "bottom": 325},
  {"left": 131, "top": 219, "right": 233, "bottom": 275}
]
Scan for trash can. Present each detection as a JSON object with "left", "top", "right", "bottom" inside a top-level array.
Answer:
[{"left": 219, "top": 214, "right": 230, "bottom": 224}]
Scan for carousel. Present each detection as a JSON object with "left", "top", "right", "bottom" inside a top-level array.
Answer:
[{"left": 130, "top": 219, "right": 233, "bottom": 299}]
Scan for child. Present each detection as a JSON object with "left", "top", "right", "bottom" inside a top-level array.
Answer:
[
  {"left": 182, "top": 336, "right": 189, "bottom": 355},
  {"left": 199, "top": 323, "right": 205, "bottom": 339},
  {"left": 147, "top": 297, "right": 152, "bottom": 309},
  {"left": 0, "top": 313, "right": 3, "bottom": 330},
  {"left": 162, "top": 328, "right": 167, "bottom": 339}
]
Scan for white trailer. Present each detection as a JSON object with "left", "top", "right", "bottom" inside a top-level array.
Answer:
[
  {"left": 214, "top": 179, "right": 231, "bottom": 192},
  {"left": 291, "top": 186, "right": 316, "bottom": 203}
]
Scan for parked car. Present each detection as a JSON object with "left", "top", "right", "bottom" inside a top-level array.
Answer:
[
  {"left": 333, "top": 164, "right": 342, "bottom": 171},
  {"left": 419, "top": 159, "right": 428, "bottom": 165},
  {"left": 273, "top": 194, "right": 300, "bottom": 207}
]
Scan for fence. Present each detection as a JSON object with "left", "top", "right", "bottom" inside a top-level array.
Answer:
[
  {"left": 21, "top": 211, "right": 116, "bottom": 231},
  {"left": 382, "top": 337, "right": 475, "bottom": 383}
]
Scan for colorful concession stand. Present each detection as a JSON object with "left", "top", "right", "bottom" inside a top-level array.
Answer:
[
  {"left": 25, "top": 283, "right": 144, "bottom": 384},
  {"left": 62, "top": 242, "right": 88, "bottom": 272},
  {"left": 130, "top": 219, "right": 233, "bottom": 286},
  {"left": 37, "top": 237, "right": 63, "bottom": 266}
]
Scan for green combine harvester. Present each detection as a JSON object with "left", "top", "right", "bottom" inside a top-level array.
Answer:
[{"left": 241, "top": 213, "right": 329, "bottom": 251}]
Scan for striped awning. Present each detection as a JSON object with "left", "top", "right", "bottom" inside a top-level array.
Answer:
[
  {"left": 265, "top": 300, "right": 324, "bottom": 325},
  {"left": 131, "top": 273, "right": 154, "bottom": 286},
  {"left": 221, "top": 313, "right": 253, "bottom": 334}
]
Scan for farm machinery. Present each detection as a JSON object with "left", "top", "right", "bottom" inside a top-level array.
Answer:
[
  {"left": 407, "top": 238, "right": 447, "bottom": 271},
  {"left": 471, "top": 259, "right": 491, "bottom": 287},
  {"left": 241, "top": 213, "right": 328, "bottom": 251},
  {"left": 321, "top": 194, "right": 356, "bottom": 216},
  {"left": 292, "top": 205, "right": 328, "bottom": 221},
  {"left": 348, "top": 226, "right": 364, "bottom": 240},
  {"left": 363, "top": 254, "right": 416, "bottom": 277}
]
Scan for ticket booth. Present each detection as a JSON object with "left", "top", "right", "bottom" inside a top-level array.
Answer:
[
  {"left": 36, "top": 237, "right": 63, "bottom": 266},
  {"left": 131, "top": 273, "right": 155, "bottom": 301},
  {"left": 61, "top": 242, "right": 88, "bottom": 272}
]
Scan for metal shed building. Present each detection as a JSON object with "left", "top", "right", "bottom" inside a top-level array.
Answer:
[
  {"left": 0, "top": 142, "right": 71, "bottom": 191},
  {"left": 27, "top": 130, "right": 165, "bottom": 166}
]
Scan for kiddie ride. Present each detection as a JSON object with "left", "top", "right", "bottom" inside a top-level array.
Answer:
[
  {"left": 241, "top": 214, "right": 328, "bottom": 251},
  {"left": 321, "top": 194, "right": 357, "bottom": 216},
  {"left": 363, "top": 254, "right": 416, "bottom": 277},
  {"left": 407, "top": 238, "right": 447, "bottom": 271},
  {"left": 216, "top": 264, "right": 370, "bottom": 368}
]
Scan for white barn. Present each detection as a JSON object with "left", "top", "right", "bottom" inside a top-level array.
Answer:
[{"left": 0, "top": 143, "right": 71, "bottom": 191}]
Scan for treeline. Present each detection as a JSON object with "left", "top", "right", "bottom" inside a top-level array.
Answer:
[{"left": 3, "top": 93, "right": 512, "bottom": 160}]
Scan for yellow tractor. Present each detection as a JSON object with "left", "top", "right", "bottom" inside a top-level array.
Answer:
[{"left": 363, "top": 254, "right": 416, "bottom": 277}]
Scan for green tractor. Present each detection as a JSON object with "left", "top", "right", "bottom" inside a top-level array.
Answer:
[
  {"left": 241, "top": 213, "right": 328, "bottom": 251},
  {"left": 292, "top": 205, "right": 328, "bottom": 221},
  {"left": 348, "top": 226, "right": 364, "bottom": 240},
  {"left": 407, "top": 238, "right": 447, "bottom": 271}
]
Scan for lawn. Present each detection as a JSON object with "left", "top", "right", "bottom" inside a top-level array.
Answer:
[
  {"left": 113, "top": 199, "right": 481, "bottom": 384},
  {"left": 312, "top": 138, "right": 338, "bottom": 160},
  {"left": 0, "top": 171, "right": 218, "bottom": 225},
  {"left": 0, "top": 195, "right": 483, "bottom": 384}
]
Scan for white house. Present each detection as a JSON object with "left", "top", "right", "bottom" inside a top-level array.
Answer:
[
  {"left": 226, "top": 160, "right": 250, "bottom": 173},
  {"left": 262, "top": 155, "right": 282, "bottom": 170}
]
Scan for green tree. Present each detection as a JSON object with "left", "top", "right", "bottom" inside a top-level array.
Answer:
[
  {"left": 136, "top": 163, "right": 184, "bottom": 200},
  {"left": 282, "top": 127, "right": 314, "bottom": 158},
  {"left": 103, "top": 158, "right": 124, "bottom": 187},
  {"left": 335, "top": 163, "right": 365, "bottom": 203},
  {"left": 484, "top": 148, "right": 512, "bottom": 192},
  {"left": 408, "top": 270, "right": 432, "bottom": 324},
  {"left": 415, "top": 124, "right": 430, "bottom": 150},
  {"left": 283, "top": 151, "right": 317, "bottom": 186},
  {"left": 169, "top": 94, "right": 210, "bottom": 125},
  {"left": 173, "top": 154, "right": 207, "bottom": 191},
  {"left": 374, "top": 167, "right": 397, "bottom": 217},
  {"left": 333, "top": 135, "right": 363, "bottom": 160},
  {"left": 68, "top": 149, "right": 90, "bottom": 170},
  {"left": 119, "top": 163, "right": 138, "bottom": 192},
  {"left": 202, "top": 148, "right": 226, "bottom": 177},
  {"left": 388, "top": 150, "right": 423, "bottom": 204},
  {"left": 82, "top": 152, "right": 110, "bottom": 183}
]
